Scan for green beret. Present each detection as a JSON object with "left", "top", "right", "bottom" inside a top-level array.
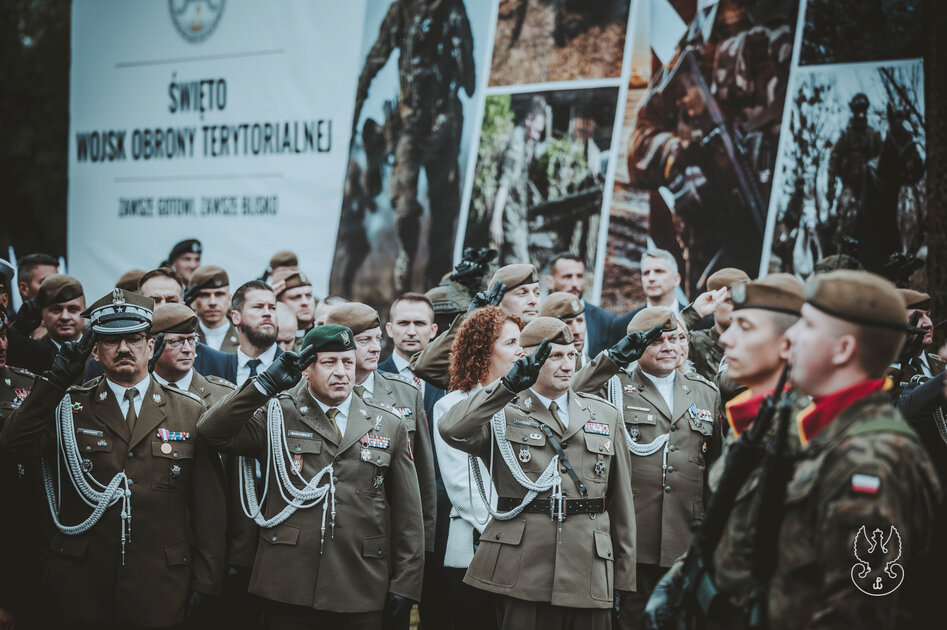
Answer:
[
  {"left": 520, "top": 316, "right": 573, "bottom": 348},
  {"left": 731, "top": 273, "right": 804, "bottom": 316},
  {"left": 707, "top": 268, "right": 751, "bottom": 292},
  {"left": 489, "top": 263, "right": 538, "bottom": 290},
  {"left": 627, "top": 307, "right": 677, "bottom": 335},
  {"left": 805, "top": 270, "right": 906, "bottom": 331},
  {"left": 325, "top": 303, "right": 381, "bottom": 335},
  {"left": 540, "top": 292, "right": 584, "bottom": 320},
  {"left": 81, "top": 288, "right": 155, "bottom": 335},
  {"left": 898, "top": 288, "right": 931, "bottom": 311},
  {"left": 189, "top": 265, "right": 229, "bottom": 290},
  {"left": 302, "top": 324, "right": 356, "bottom": 353},
  {"left": 37, "top": 274, "right": 84, "bottom": 308},
  {"left": 150, "top": 304, "right": 199, "bottom": 335}
]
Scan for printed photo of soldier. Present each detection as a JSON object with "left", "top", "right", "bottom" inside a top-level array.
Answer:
[
  {"left": 600, "top": 0, "right": 801, "bottom": 311},
  {"left": 799, "top": 0, "right": 923, "bottom": 66},
  {"left": 331, "top": 0, "right": 492, "bottom": 309},
  {"left": 461, "top": 87, "right": 619, "bottom": 275},
  {"left": 765, "top": 60, "right": 926, "bottom": 277},
  {"left": 489, "top": 0, "right": 631, "bottom": 86}
]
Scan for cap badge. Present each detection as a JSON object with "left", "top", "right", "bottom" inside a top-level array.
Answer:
[
  {"left": 112, "top": 288, "right": 126, "bottom": 305},
  {"left": 340, "top": 331, "right": 350, "bottom": 345}
]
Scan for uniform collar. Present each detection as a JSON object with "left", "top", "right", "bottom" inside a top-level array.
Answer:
[
  {"left": 105, "top": 373, "right": 151, "bottom": 400},
  {"left": 237, "top": 343, "right": 277, "bottom": 368},
  {"left": 358, "top": 370, "right": 376, "bottom": 397},
  {"left": 152, "top": 369, "right": 194, "bottom": 391},
  {"left": 313, "top": 391, "right": 353, "bottom": 420},
  {"left": 796, "top": 379, "right": 888, "bottom": 445}
]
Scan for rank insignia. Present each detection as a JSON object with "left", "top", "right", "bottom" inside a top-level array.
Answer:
[
  {"left": 72, "top": 402, "right": 83, "bottom": 413},
  {"left": 170, "top": 464, "right": 182, "bottom": 479},
  {"left": 373, "top": 474, "right": 385, "bottom": 488},
  {"left": 299, "top": 406, "right": 308, "bottom": 413},
  {"left": 81, "top": 458, "right": 93, "bottom": 473},
  {"left": 152, "top": 393, "right": 162, "bottom": 404},
  {"left": 583, "top": 422, "right": 610, "bottom": 436},
  {"left": 360, "top": 447, "right": 373, "bottom": 462},
  {"left": 360, "top": 434, "right": 390, "bottom": 449},
  {"left": 593, "top": 461, "right": 606, "bottom": 476},
  {"left": 99, "top": 391, "right": 108, "bottom": 401},
  {"left": 518, "top": 444, "right": 531, "bottom": 463}
]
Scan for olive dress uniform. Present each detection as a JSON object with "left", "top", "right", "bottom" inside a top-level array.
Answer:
[
  {"left": 197, "top": 322, "right": 240, "bottom": 354},
  {"left": 196, "top": 379, "right": 425, "bottom": 626},
  {"left": 0, "top": 375, "right": 227, "bottom": 627},
  {"left": 439, "top": 382, "right": 637, "bottom": 630}
]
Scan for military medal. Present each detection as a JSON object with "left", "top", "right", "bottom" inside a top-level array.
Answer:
[
  {"left": 583, "top": 421, "right": 610, "bottom": 436},
  {"left": 360, "top": 447, "right": 373, "bottom": 462},
  {"left": 170, "top": 464, "right": 182, "bottom": 479},
  {"left": 81, "top": 458, "right": 93, "bottom": 473},
  {"left": 373, "top": 473, "right": 385, "bottom": 488},
  {"left": 360, "top": 434, "right": 390, "bottom": 449},
  {"left": 291, "top": 454, "right": 303, "bottom": 474},
  {"left": 373, "top": 415, "right": 383, "bottom": 433},
  {"left": 13, "top": 388, "right": 29, "bottom": 408},
  {"left": 299, "top": 406, "right": 308, "bottom": 414},
  {"left": 519, "top": 444, "right": 531, "bottom": 463},
  {"left": 594, "top": 461, "right": 606, "bottom": 477}
]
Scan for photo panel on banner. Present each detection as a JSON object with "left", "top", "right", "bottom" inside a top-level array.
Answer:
[
  {"left": 600, "top": 0, "right": 802, "bottom": 312},
  {"left": 330, "top": 0, "right": 495, "bottom": 313}
]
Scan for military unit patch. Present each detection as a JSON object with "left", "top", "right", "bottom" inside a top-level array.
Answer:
[
  {"left": 360, "top": 434, "right": 390, "bottom": 449},
  {"left": 583, "top": 422, "right": 610, "bottom": 436},
  {"left": 851, "top": 473, "right": 881, "bottom": 495}
]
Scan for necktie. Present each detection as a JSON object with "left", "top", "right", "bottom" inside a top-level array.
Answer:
[
  {"left": 353, "top": 385, "right": 366, "bottom": 398},
  {"left": 326, "top": 408, "right": 342, "bottom": 441},
  {"left": 247, "top": 358, "right": 263, "bottom": 378},
  {"left": 124, "top": 388, "right": 138, "bottom": 433},
  {"left": 549, "top": 401, "right": 565, "bottom": 431},
  {"left": 168, "top": 382, "right": 180, "bottom": 389}
]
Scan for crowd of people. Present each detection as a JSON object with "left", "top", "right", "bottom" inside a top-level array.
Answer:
[{"left": 0, "top": 240, "right": 943, "bottom": 630}]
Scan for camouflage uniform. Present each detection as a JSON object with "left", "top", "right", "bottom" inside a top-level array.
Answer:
[
  {"left": 496, "top": 125, "right": 536, "bottom": 266},
  {"left": 827, "top": 121, "right": 882, "bottom": 249}
]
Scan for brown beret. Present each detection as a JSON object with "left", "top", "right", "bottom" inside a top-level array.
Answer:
[
  {"left": 37, "top": 274, "right": 84, "bottom": 308},
  {"left": 116, "top": 269, "right": 146, "bottom": 292},
  {"left": 519, "top": 316, "right": 573, "bottom": 348},
  {"left": 898, "top": 288, "right": 931, "bottom": 311},
  {"left": 540, "top": 292, "right": 584, "bottom": 320},
  {"left": 805, "top": 270, "right": 907, "bottom": 331},
  {"left": 731, "top": 273, "right": 805, "bottom": 316},
  {"left": 489, "top": 264, "right": 538, "bottom": 290},
  {"left": 270, "top": 269, "right": 311, "bottom": 296},
  {"left": 269, "top": 250, "right": 298, "bottom": 270},
  {"left": 707, "top": 268, "right": 751, "bottom": 292},
  {"left": 324, "top": 302, "right": 381, "bottom": 335},
  {"left": 189, "top": 265, "right": 229, "bottom": 290},
  {"left": 627, "top": 307, "right": 678, "bottom": 335},
  {"left": 150, "top": 303, "right": 199, "bottom": 335},
  {"left": 813, "top": 254, "right": 863, "bottom": 274},
  {"left": 426, "top": 273, "right": 468, "bottom": 314}
]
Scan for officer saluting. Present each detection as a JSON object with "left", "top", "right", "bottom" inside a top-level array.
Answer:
[
  {"left": 0, "top": 288, "right": 227, "bottom": 628},
  {"left": 439, "top": 317, "right": 636, "bottom": 630},
  {"left": 197, "top": 325, "right": 424, "bottom": 629}
]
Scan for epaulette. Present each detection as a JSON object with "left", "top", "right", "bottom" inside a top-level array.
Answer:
[
  {"left": 67, "top": 376, "right": 102, "bottom": 393},
  {"left": 379, "top": 371, "right": 419, "bottom": 390},
  {"left": 161, "top": 383, "right": 203, "bottom": 404},
  {"left": 362, "top": 397, "right": 402, "bottom": 417},
  {"left": 683, "top": 370, "right": 719, "bottom": 391},
  {"left": 575, "top": 389, "right": 618, "bottom": 410},
  {"left": 205, "top": 375, "right": 236, "bottom": 389},
  {"left": 6, "top": 365, "right": 35, "bottom": 378}
]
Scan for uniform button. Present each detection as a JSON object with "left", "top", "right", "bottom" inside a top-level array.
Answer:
[
  {"left": 668, "top": 445, "right": 676, "bottom": 452},
  {"left": 84, "top": 445, "right": 91, "bottom": 452},
  {"left": 670, "top": 425, "right": 677, "bottom": 432},
  {"left": 495, "top": 533, "right": 501, "bottom": 540},
  {"left": 271, "top": 536, "right": 277, "bottom": 542},
  {"left": 334, "top": 456, "right": 341, "bottom": 463},
  {"left": 377, "top": 550, "right": 383, "bottom": 557},
  {"left": 664, "top": 486, "right": 671, "bottom": 493},
  {"left": 598, "top": 445, "right": 605, "bottom": 452},
  {"left": 522, "top": 437, "right": 528, "bottom": 442},
  {"left": 295, "top": 446, "right": 302, "bottom": 452},
  {"left": 173, "top": 452, "right": 179, "bottom": 458},
  {"left": 332, "top": 476, "right": 339, "bottom": 483},
  {"left": 183, "top": 556, "right": 188, "bottom": 562},
  {"left": 561, "top": 442, "right": 568, "bottom": 449},
  {"left": 667, "top": 466, "right": 675, "bottom": 473},
  {"left": 560, "top": 466, "right": 567, "bottom": 473},
  {"left": 128, "top": 452, "right": 134, "bottom": 458}
]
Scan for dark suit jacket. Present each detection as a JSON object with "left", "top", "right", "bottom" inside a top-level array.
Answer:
[
  {"left": 85, "top": 342, "right": 233, "bottom": 383},
  {"left": 223, "top": 346, "right": 283, "bottom": 386},
  {"left": 584, "top": 302, "right": 619, "bottom": 357}
]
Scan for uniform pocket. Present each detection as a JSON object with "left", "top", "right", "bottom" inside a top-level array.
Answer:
[
  {"left": 591, "top": 530, "right": 614, "bottom": 602},
  {"left": 472, "top": 519, "right": 525, "bottom": 587},
  {"left": 357, "top": 449, "right": 392, "bottom": 496},
  {"left": 261, "top": 523, "right": 300, "bottom": 546},
  {"left": 362, "top": 535, "right": 389, "bottom": 560},
  {"left": 163, "top": 541, "right": 191, "bottom": 566},
  {"left": 50, "top": 532, "right": 91, "bottom": 558},
  {"left": 151, "top": 440, "right": 195, "bottom": 490}
]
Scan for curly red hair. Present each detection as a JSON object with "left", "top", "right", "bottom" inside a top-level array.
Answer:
[{"left": 449, "top": 307, "right": 524, "bottom": 392}]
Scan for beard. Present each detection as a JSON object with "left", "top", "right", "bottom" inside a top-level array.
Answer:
[{"left": 241, "top": 322, "right": 277, "bottom": 349}]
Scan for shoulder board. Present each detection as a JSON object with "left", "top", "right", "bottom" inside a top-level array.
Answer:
[
  {"left": 67, "top": 376, "right": 101, "bottom": 392},
  {"left": 574, "top": 390, "right": 617, "bottom": 409},
  {"left": 362, "top": 397, "right": 402, "bottom": 417},
  {"left": 205, "top": 375, "right": 236, "bottom": 389},
  {"left": 684, "top": 371, "right": 719, "bottom": 391},
  {"left": 7, "top": 365, "right": 35, "bottom": 378},
  {"left": 379, "top": 371, "right": 419, "bottom": 390},
  {"left": 162, "top": 384, "right": 203, "bottom": 403}
]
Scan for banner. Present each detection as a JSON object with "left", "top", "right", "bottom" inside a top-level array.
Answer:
[{"left": 68, "top": 0, "right": 366, "bottom": 297}]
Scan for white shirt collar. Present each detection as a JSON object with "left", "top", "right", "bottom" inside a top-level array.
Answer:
[
  {"left": 391, "top": 351, "right": 412, "bottom": 373},
  {"left": 358, "top": 371, "right": 376, "bottom": 397},
  {"left": 313, "top": 391, "right": 353, "bottom": 420},
  {"left": 237, "top": 343, "right": 277, "bottom": 369},
  {"left": 642, "top": 369, "right": 676, "bottom": 410},
  {"left": 105, "top": 374, "right": 151, "bottom": 402},
  {"left": 531, "top": 389, "right": 570, "bottom": 427},
  {"left": 152, "top": 369, "right": 194, "bottom": 391}
]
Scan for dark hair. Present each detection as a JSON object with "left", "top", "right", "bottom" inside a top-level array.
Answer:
[
  {"left": 449, "top": 306, "right": 524, "bottom": 393},
  {"left": 138, "top": 267, "right": 184, "bottom": 292},
  {"left": 546, "top": 252, "right": 583, "bottom": 275},
  {"left": 390, "top": 292, "right": 434, "bottom": 320},
  {"left": 17, "top": 253, "right": 58, "bottom": 285},
  {"left": 232, "top": 280, "right": 275, "bottom": 314}
]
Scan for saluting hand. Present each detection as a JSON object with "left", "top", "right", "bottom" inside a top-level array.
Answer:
[
  {"left": 253, "top": 345, "right": 319, "bottom": 397},
  {"left": 467, "top": 280, "right": 507, "bottom": 314},
  {"left": 450, "top": 246, "right": 497, "bottom": 292},
  {"left": 606, "top": 324, "right": 667, "bottom": 368},
  {"left": 43, "top": 330, "right": 96, "bottom": 390},
  {"left": 182, "top": 284, "right": 201, "bottom": 307},
  {"left": 501, "top": 339, "right": 551, "bottom": 393}
]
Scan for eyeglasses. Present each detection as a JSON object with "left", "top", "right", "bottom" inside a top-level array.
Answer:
[
  {"left": 99, "top": 334, "right": 147, "bottom": 349},
  {"left": 164, "top": 335, "right": 197, "bottom": 349}
]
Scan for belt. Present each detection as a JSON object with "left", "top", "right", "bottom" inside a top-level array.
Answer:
[{"left": 496, "top": 496, "right": 606, "bottom": 515}]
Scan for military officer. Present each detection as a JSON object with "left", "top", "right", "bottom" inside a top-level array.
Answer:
[
  {"left": 888, "top": 288, "right": 942, "bottom": 393},
  {"left": 572, "top": 307, "right": 723, "bottom": 626},
  {"left": 35, "top": 274, "right": 88, "bottom": 379},
  {"left": 439, "top": 317, "right": 637, "bottom": 630},
  {"left": 188, "top": 265, "right": 240, "bottom": 354},
  {"left": 270, "top": 269, "right": 317, "bottom": 352},
  {"left": 324, "top": 303, "right": 437, "bottom": 558},
  {"left": 164, "top": 238, "right": 202, "bottom": 284},
  {"left": 0, "top": 288, "right": 227, "bottom": 628},
  {"left": 196, "top": 325, "right": 424, "bottom": 629},
  {"left": 411, "top": 262, "right": 541, "bottom": 390},
  {"left": 539, "top": 291, "right": 590, "bottom": 369}
]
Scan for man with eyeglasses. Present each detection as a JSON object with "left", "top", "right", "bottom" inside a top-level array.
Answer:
[{"left": 0, "top": 288, "right": 226, "bottom": 627}]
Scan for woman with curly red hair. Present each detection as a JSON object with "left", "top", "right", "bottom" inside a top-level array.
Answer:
[{"left": 432, "top": 306, "right": 524, "bottom": 630}]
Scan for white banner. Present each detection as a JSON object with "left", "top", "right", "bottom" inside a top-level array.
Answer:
[{"left": 68, "top": 0, "right": 366, "bottom": 298}]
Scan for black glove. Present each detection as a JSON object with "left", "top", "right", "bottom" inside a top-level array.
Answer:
[
  {"left": 898, "top": 310, "right": 925, "bottom": 365},
  {"left": 253, "top": 345, "right": 318, "bottom": 397},
  {"left": 467, "top": 280, "right": 507, "bottom": 314},
  {"left": 182, "top": 284, "right": 201, "bottom": 307},
  {"left": 606, "top": 324, "right": 667, "bottom": 368},
  {"left": 501, "top": 339, "right": 551, "bottom": 393},
  {"left": 148, "top": 333, "right": 166, "bottom": 373},
  {"left": 450, "top": 247, "right": 497, "bottom": 292},
  {"left": 642, "top": 566, "right": 684, "bottom": 630},
  {"left": 11, "top": 299, "right": 42, "bottom": 336},
  {"left": 43, "top": 331, "right": 96, "bottom": 389},
  {"left": 382, "top": 593, "right": 414, "bottom": 626}
]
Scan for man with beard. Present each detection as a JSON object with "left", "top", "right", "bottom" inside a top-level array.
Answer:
[
  {"left": 270, "top": 270, "right": 316, "bottom": 352},
  {"left": 189, "top": 265, "right": 239, "bottom": 354},
  {"left": 227, "top": 281, "right": 283, "bottom": 386}
]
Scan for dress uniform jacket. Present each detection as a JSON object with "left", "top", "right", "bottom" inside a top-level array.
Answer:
[
  {"left": 0, "top": 375, "right": 227, "bottom": 627},
  {"left": 439, "top": 381, "right": 637, "bottom": 608},
  {"left": 197, "top": 322, "right": 241, "bottom": 354},
  {"left": 196, "top": 379, "right": 425, "bottom": 612},
  {"left": 573, "top": 353, "right": 722, "bottom": 567},
  {"left": 410, "top": 313, "right": 464, "bottom": 392},
  {"left": 359, "top": 370, "right": 437, "bottom": 552}
]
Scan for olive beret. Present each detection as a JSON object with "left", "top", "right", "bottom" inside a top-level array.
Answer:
[
  {"left": 150, "top": 304, "right": 199, "bottom": 335},
  {"left": 813, "top": 254, "right": 863, "bottom": 274},
  {"left": 302, "top": 324, "right": 356, "bottom": 353},
  {"left": 539, "top": 292, "right": 584, "bottom": 320},
  {"left": 707, "top": 268, "right": 751, "bottom": 292},
  {"left": 167, "top": 239, "right": 201, "bottom": 263},
  {"left": 189, "top": 265, "right": 229, "bottom": 290},
  {"left": 898, "top": 288, "right": 931, "bottom": 311},
  {"left": 489, "top": 263, "right": 539, "bottom": 290},
  {"left": 269, "top": 250, "right": 298, "bottom": 270},
  {"left": 81, "top": 288, "right": 155, "bottom": 335},
  {"left": 270, "top": 269, "right": 311, "bottom": 296},
  {"left": 324, "top": 303, "right": 381, "bottom": 335},
  {"left": 627, "top": 307, "right": 678, "bottom": 335},
  {"left": 116, "top": 269, "right": 146, "bottom": 292},
  {"left": 37, "top": 274, "right": 84, "bottom": 308},
  {"left": 731, "top": 273, "right": 805, "bottom": 315},
  {"left": 805, "top": 270, "right": 907, "bottom": 331},
  {"left": 520, "top": 316, "right": 573, "bottom": 348}
]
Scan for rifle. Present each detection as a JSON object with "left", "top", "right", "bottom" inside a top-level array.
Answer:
[{"left": 651, "top": 364, "right": 791, "bottom": 629}]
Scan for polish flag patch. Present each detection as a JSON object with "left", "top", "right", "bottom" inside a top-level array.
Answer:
[{"left": 851, "top": 473, "right": 881, "bottom": 495}]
